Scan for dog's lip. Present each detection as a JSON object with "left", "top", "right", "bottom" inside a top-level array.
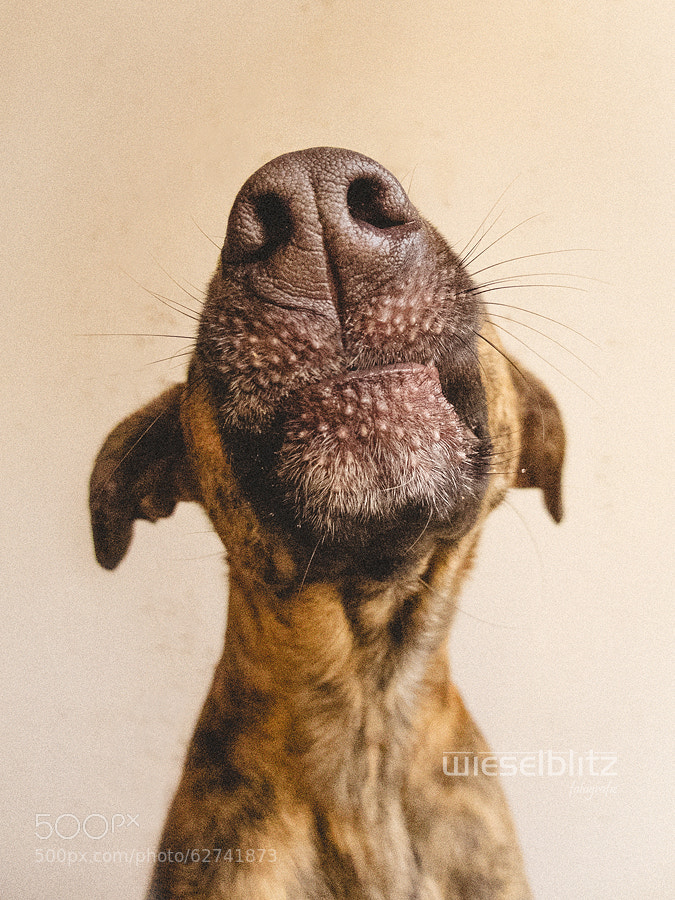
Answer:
[
  {"left": 304, "top": 361, "right": 448, "bottom": 402},
  {"left": 276, "top": 357, "right": 485, "bottom": 542},
  {"left": 281, "top": 362, "right": 469, "bottom": 452},
  {"left": 336, "top": 361, "right": 434, "bottom": 383},
  {"left": 294, "top": 361, "right": 472, "bottom": 435}
]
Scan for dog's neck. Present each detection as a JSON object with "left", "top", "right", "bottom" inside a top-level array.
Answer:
[
  {"left": 182, "top": 385, "right": 481, "bottom": 828},
  {"left": 211, "top": 532, "right": 478, "bottom": 816}
]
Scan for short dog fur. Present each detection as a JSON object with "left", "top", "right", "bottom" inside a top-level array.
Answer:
[{"left": 90, "top": 148, "right": 564, "bottom": 899}]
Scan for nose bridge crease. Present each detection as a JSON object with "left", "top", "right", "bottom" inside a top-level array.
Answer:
[{"left": 308, "top": 169, "right": 346, "bottom": 326}]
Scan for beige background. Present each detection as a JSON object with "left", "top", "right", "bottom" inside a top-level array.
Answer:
[{"left": 2, "top": 1, "right": 672, "bottom": 897}]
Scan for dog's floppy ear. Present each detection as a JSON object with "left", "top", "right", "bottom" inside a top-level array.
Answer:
[
  {"left": 514, "top": 369, "right": 565, "bottom": 523},
  {"left": 89, "top": 383, "right": 199, "bottom": 570}
]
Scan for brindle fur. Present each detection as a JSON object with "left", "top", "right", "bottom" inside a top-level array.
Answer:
[{"left": 90, "top": 149, "right": 564, "bottom": 899}]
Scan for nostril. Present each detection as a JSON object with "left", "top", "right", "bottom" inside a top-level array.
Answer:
[
  {"left": 252, "top": 192, "right": 293, "bottom": 256},
  {"left": 347, "top": 176, "right": 409, "bottom": 230},
  {"left": 225, "top": 191, "right": 294, "bottom": 265}
]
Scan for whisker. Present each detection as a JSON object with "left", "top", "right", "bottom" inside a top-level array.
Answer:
[
  {"left": 294, "top": 537, "right": 323, "bottom": 602},
  {"left": 485, "top": 448, "right": 522, "bottom": 461},
  {"left": 469, "top": 248, "right": 600, "bottom": 279},
  {"left": 473, "top": 330, "right": 547, "bottom": 441},
  {"left": 488, "top": 320, "right": 597, "bottom": 401},
  {"left": 151, "top": 293, "right": 201, "bottom": 321},
  {"left": 404, "top": 507, "right": 434, "bottom": 553},
  {"left": 150, "top": 255, "right": 204, "bottom": 306},
  {"left": 488, "top": 313, "right": 598, "bottom": 376},
  {"left": 457, "top": 175, "right": 520, "bottom": 261},
  {"left": 460, "top": 209, "right": 506, "bottom": 271},
  {"left": 119, "top": 267, "right": 201, "bottom": 321},
  {"left": 417, "top": 576, "right": 517, "bottom": 630},
  {"left": 191, "top": 216, "right": 223, "bottom": 250},
  {"left": 462, "top": 213, "right": 542, "bottom": 269},
  {"left": 181, "top": 277, "right": 207, "bottom": 298},
  {"left": 180, "top": 551, "right": 227, "bottom": 561},
  {"left": 79, "top": 332, "right": 194, "bottom": 339},
  {"left": 401, "top": 163, "right": 418, "bottom": 196},
  {"left": 146, "top": 345, "right": 195, "bottom": 366},
  {"left": 90, "top": 407, "right": 170, "bottom": 504},
  {"left": 478, "top": 283, "right": 588, "bottom": 295},
  {"left": 478, "top": 271, "right": 609, "bottom": 287},
  {"left": 454, "top": 329, "right": 490, "bottom": 384},
  {"left": 169, "top": 356, "right": 195, "bottom": 372},
  {"left": 484, "top": 301, "right": 600, "bottom": 348},
  {"left": 378, "top": 475, "right": 420, "bottom": 494}
]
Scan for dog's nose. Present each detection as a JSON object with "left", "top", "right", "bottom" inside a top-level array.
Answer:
[
  {"left": 222, "top": 148, "right": 422, "bottom": 320},
  {"left": 225, "top": 148, "right": 416, "bottom": 261}
]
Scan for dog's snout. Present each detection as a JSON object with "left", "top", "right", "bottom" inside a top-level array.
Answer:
[{"left": 202, "top": 148, "right": 483, "bottom": 433}]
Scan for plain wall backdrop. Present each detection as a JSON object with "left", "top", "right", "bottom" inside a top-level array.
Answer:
[{"left": 2, "top": 1, "right": 672, "bottom": 897}]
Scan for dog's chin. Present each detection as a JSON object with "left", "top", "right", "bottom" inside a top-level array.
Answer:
[{"left": 273, "top": 363, "right": 488, "bottom": 549}]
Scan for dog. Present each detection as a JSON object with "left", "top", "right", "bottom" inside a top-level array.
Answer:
[{"left": 90, "top": 148, "right": 564, "bottom": 899}]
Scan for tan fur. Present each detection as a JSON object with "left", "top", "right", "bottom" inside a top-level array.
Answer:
[{"left": 89, "top": 150, "right": 565, "bottom": 899}]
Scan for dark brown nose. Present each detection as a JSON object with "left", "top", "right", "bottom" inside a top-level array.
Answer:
[
  {"left": 221, "top": 148, "right": 423, "bottom": 323},
  {"left": 225, "top": 148, "right": 416, "bottom": 261}
]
